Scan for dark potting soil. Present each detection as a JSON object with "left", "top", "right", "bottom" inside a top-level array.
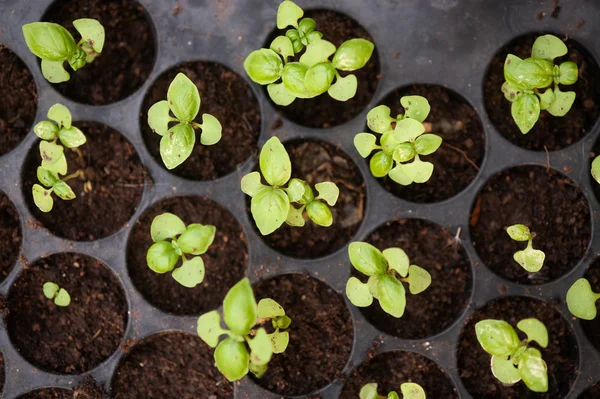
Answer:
[
  {"left": 0, "top": 45, "right": 37, "bottom": 156},
  {"left": 22, "top": 121, "right": 147, "bottom": 241},
  {"left": 0, "top": 191, "right": 21, "bottom": 282},
  {"left": 265, "top": 9, "right": 380, "bottom": 128},
  {"left": 126, "top": 196, "right": 248, "bottom": 315},
  {"left": 18, "top": 377, "right": 105, "bottom": 399},
  {"left": 7, "top": 253, "right": 128, "bottom": 374},
  {"left": 258, "top": 139, "right": 365, "bottom": 259},
  {"left": 140, "top": 61, "right": 261, "bottom": 180},
  {"left": 580, "top": 258, "right": 600, "bottom": 353},
  {"left": 111, "top": 332, "right": 232, "bottom": 399},
  {"left": 355, "top": 218, "right": 472, "bottom": 339},
  {"left": 373, "top": 84, "right": 485, "bottom": 203},
  {"left": 483, "top": 33, "right": 600, "bottom": 151},
  {"left": 18, "top": 389, "right": 73, "bottom": 399},
  {"left": 42, "top": 0, "right": 156, "bottom": 105},
  {"left": 580, "top": 383, "right": 600, "bottom": 398},
  {"left": 470, "top": 165, "right": 590, "bottom": 285},
  {"left": 250, "top": 274, "right": 353, "bottom": 396}
]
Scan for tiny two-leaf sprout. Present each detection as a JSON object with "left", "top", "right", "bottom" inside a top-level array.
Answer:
[
  {"left": 148, "top": 72, "right": 222, "bottom": 170},
  {"left": 43, "top": 282, "right": 71, "bottom": 307},
  {"left": 22, "top": 19, "right": 105, "bottom": 83},
  {"left": 360, "top": 382, "right": 426, "bottom": 399},
  {"left": 566, "top": 278, "right": 600, "bottom": 320},
  {"left": 243, "top": 0, "right": 374, "bottom": 105},
  {"left": 146, "top": 212, "right": 216, "bottom": 288},
  {"left": 32, "top": 103, "right": 87, "bottom": 213},
  {"left": 503, "top": 34, "right": 579, "bottom": 134},
  {"left": 354, "top": 96, "right": 441, "bottom": 186},
  {"left": 345, "top": 242, "right": 432, "bottom": 318},
  {"left": 196, "top": 278, "right": 291, "bottom": 381},
  {"left": 475, "top": 318, "right": 549, "bottom": 393},
  {"left": 241, "top": 136, "right": 340, "bottom": 235},
  {"left": 506, "top": 224, "right": 545, "bottom": 273}
]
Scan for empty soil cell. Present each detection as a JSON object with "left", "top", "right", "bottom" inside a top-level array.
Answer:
[
  {"left": 22, "top": 121, "right": 146, "bottom": 241},
  {"left": 42, "top": 0, "right": 156, "bottom": 105},
  {"left": 371, "top": 84, "right": 485, "bottom": 203},
  {"left": 126, "top": 195, "right": 248, "bottom": 315},
  {"left": 580, "top": 258, "right": 600, "bottom": 353},
  {"left": 140, "top": 61, "right": 261, "bottom": 180},
  {"left": 354, "top": 218, "right": 472, "bottom": 339},
  {"left": 0, "top": 191, "right": 21, "bottom": 282},
  {"left": 265, "top": 9, "right": 380, "bottom": 128},
  {"left": 457, "top": 296, "right": 578, "bottom": 398},
  {"left": 7, "top": 252, "right": 128, "bottom": 374},
  {"left": 257, "top": 139, "right": 365, "bottom": 259},
  {"left": 250, "top": 274, "right": 353, "bottom": 396},
  {"left": 483, "top": 33, "right": 600, "bottom": 151}
]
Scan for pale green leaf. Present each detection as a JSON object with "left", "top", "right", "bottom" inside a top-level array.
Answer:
[
  {"left": 393, "top": 142, "right": 416, "bottom": 163},
  {"left": 285, "top": 178, "right": 305, "bottom": 202},
  {"left": 382, "top": 247, "right": 409, "bottom": 277},
  {"left": 546, "top": 87, "right": 576, "bottom": 117},
  {"left": 73, "top": 18, "right": 105, "bottom": 52},
  {"left": 178, "top": 224, "right": 215, "bottom": 255},
  {"left": 43, "top": 282, "right": 59, "bottom": 299},
  {"left": 160, "top": 122, "right": 196, "bottom": 170},
  {"left": 491, "top": 355, "right": 522, "bottom": 385},
  {"left": 401, "top": 95, "right": 431, "bottom": 123},
  {"left": 148, "top": 100, "right": 171, "bottom": 136},
  {"left": 348, "top": 241, "right": 387, "bottom": 276},
  {"left": 531, "top": 34, "right": 568, "bottom": 60},
  {"left": 214, "top": 338, "right": 249, "bottom": 381},
  {"left": 504, "top": 54, "right": 524, "bottom": 84},
  {"left": 502, "top": 80, "right": 524, "bottom": 103},
  {"left": 277, "top": 0, "right": 304, "bottom": 29},
  {"left": 150, "top": 212, "right": 186, "bottom": 242},
  {"left": 172, "top": 257, "right": 205, "bottom": 287},
  {"left": 22, "top": 22, "right": 75, "bottom": 60},
  {"left": 518, "top": 348, "right": 548, "bottom": 393},
  {"left": 285, "top": 204, "right": 305, "bottom": 227},
  {"left": 146, "top": 241, "right": 179, "bottom": 273},
  {"left": 346, "top": 276, "right": 373, "bottom": 307},
  {"left": 517, "top": 318, "right": 548, "bottom": 348},
  {"left": 244, "top": 49, "right": 283, "bottom": 85},
  {"left": 197, "top": 310, "right": 227, "bottom": 348},
  {"left": 282, "top": 62, "right": 313, "bottom": 98},
  {"left": 260, "top": 136, "right": 291, "bottom": 186},
  {"left": 58, "top": 126, "right": 86, "bottom": 148},
  {"left": 367, "top": 105, "right": 395, "bottom": 133},
  {"left": 369, "top": 151, "right": 393, "bottom": 178},
  {"left": 306, "top": 201, "right": 332, "bottom": 226},
  {"left": 53, "top": 181, "right": 76, "bottom": 200},
  {"left": 32, "top": 184, "right": 53, "bottom": 212},
  {"left": 37, "top": 167, "right": 59, "bottom": 187},
  {"left": 388, "top": 164, "right": 413, "bottom": 186},
  {"left": 559, "top": 61, "right": 578, "bottom": 85},
  {"left": 377, "top": 274, "right": 406, "bottom": 318},
  {"left": 401, "top": 382, "right": 426, "bottom": 399},
  {"left": 39, "top": 140, "right": 64, "bottom": 165},
  {"left": 513, "top": 246, "right": 545, "bottom": 272},
  {"left": 327, "top": 73, "right": 357, "bottom": 101},
  {"left": 48, "top": 103, "right": 72, "bottom": 129},
  {"left": 511, "top": 93, "right": 540, "bottom": 134},
  {"left": 592, "top": 156, "right": 600, "bottom": 185},
  {"left": 513, "top": 59, "right": 554, "bottom": 88},
  {"left": 267, "top": 82, "right": 296, "bottom": 106},
  {"left": 241, "top": 171, "right": 265, "bottom": 198},
  {"left": 332, "top": 38, "right": 374, "bottom": 71},
  {"left": 200, "top": 113, "right": 222, "bottom": 145},
  {"left": 567, "top": 278, "right": 600, "bottom": 320},
  {"left": 42, "top": 152, "right": 67, "bottom": 175},
  {"left": 380, "top": 129, "right": 403, "bottom": 155},
  {"left": 537, "top": 88, "right": 555, "bottom": 110},
  {"left": 354, "top": 133, "right": 378, "bottom": 158},
  {"left": 223, "top": 278, "right": 257, "bottom": 336},
  {"left": 258, "top": 298, "right": 285, "bottom": 318},
  {"left": 359, "top": 383, "right": 379, "bottom": 399},
  {"left": 270, "top": 35, "right": 295, "bottom": 59},
  {"left": 299, "top": 39, "right": 336, "bottom": 67},
  {"left": 251, "top": 187, "right": 290, "bottom": 235},
  {"left": 304, "top": 62, "right": 336, "bottom": 95},
  {"left": 167, "top": 73, "right": 201, "bottom": 122},
  {"left": 54, "top": 288, "right": 71, "bottom": 307},
  {"left": 34, "top": 121, "right": 58, "bottom": 140},
  {"left": 406, "top": 265, "right": 431, "bottom": 294},
  {"left": 403, "top": 156, "right": 434, "bottom": 184},
  {"left": 414, "top": 134, "right": 442, "bottom": 156},
  {"left": 395, "top": 117, "right": 425, "bottom": 143},
  {"left": 248, "top": 328, "right": 273, "bottom": 366},
  {"left": 506, "top": 224, "right": 532, "bottom": 241},
  {"left": 269, "top": 329, "right": 290, "bottom": 354},
  {"left": 315, "top": 182, "right": 339, "bottom": 206},
  {"left": 475, "top": 319, "right": 521, "bottom": 357},
  {"left": 368, "top": 275, "right": 380, "bottom": 299}
]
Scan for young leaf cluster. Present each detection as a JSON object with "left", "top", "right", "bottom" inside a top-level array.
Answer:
[
  {"left": 244, "top": 0, "right": 374, "bottom": 105},
  {"left": 22, "top": 19, "right": 105, "bottom": 83},
  {"left": 475, "top": 318, "right": 549, "bottom": 392},
  {"left": 43, "top": 282, "right": 71, "bottom": 307},
  {"left": 346, "top": 242, "right": 432, "bottom": 318},
  {"left": 241, "top": 137, "right": 340, "bottom": 235},
  {"left": 506, "top": 224, "right": 545, "bottom": 272},
  {"left": 503, "top": 34, "right": 578, "bottom": 134},
  {"left": 566, "top": 278, "right": 600, "bottom": 320},
  {"left": 197, "top": 278, "right": 291, "bottom": 381},
  {"left": 355, "top": 96, "right": 441, "bottom": 185},
  {"left": 360, "top": 382, "right": 425, "bottom": 399},
  {"left": 148, "top": 73, "right": 222, "bottom": 170}
]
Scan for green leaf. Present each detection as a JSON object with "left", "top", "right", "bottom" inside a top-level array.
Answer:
[
  {"left": 369, "top": 151, "right": 393, "bottom": 178},
  {"left": 354, "top": 133, "right": 378, "bottom": 158},
  {"left": 377, "top": 274, "right": 406, "bottom": 318},
  {"left": 327, "top": 73, "right": 357, "bottom": 101},
  {"left": 33, "top": 184, "right": 53, "bottom": 212},
  {"left": 282, "top": 62, "right": 312, "bottom": 98},
  {"left": 178, "top": 224, "right": 215, "bottom": 255},
  {"left": 367, "top": 105, "right": 395, "bottom": 133},
  {"left": 491, "top": 355, "right": 522, "bottom": 385},
  {"left": 53, "top": 181, "right": 76, "bottom": 200},
  {"left": 39, "top": 140, "right": 64, "bottom": 165},
  {"left": 306, "top": 201, "right": 333, "bottom": 226},
  {"left": 511, "top": 93, "right": 540, "bottom": 134},
  {"left": 389, "top": 164, "right": 413, "bottom": 186},
  {"left": 518, "top": 348, "right": 548, "bottom": 393},
  {"left": 41, "top": 59, "right": 70, "bottom": 83},
  {"left": 346, "top": 276, "right": 374, "bottom": 307},
  {"left": 160, "top": 122, "right": 196, "bottom": 170},
  {"left": 274, "top": 315, "right": 291, "bottom": 329},
  {"left": 298, "top": 17, "right": 316, "bottom": 34},
  {"left": 304, "top": 62, "right": 336, "bottom": 95},
  {"left": 269, "top": 329, "right": 290, "bottom": 354},
  {"left": 393, "top": 143, "right": 416, "bottom": 163},
  {"left": 368, "top": 275, "right": 380, "bottom": 299},
  {"left": 348, "top": 242, "right": 388, "bottom": 276},
  {"left": 54, "top": 288, "right": 71, "bottom": 307},
  {"left": 380, "top": 129, "right": 403, "bottom": 155},
  {"left": 299, "top": 183, "right": 315, "bottom": 204},
  {"left": 167, "top": 73, "right": 200, "bottom": 122},
  {"left": 559, "top": 61, "right": 578, "bottom": 85},
  {"left": 414, "top": 134, "right": 442, "bottom": 155},
  {"left": 223, "top": 278, "right": 257, "bottom": 336},
  {"left": 567, "top": 278, "right": 600, "bottom": 320},
  {"left": 299, "top": 39, "right": 336, "bottom": 67},
  {"left": 517, "top": 318, "right": 548, "bottom": 348},
  {"left": 332, "top": 38, "right": 374, "bottom": 71},
  {"left": 475, "top": 319, "right": 521, "bottom": 356},
  {"left": 199, "top": 113, "right": 222, "bottom": 145},
  {"left": 43, "top": 282, "right": 59, "bottom": 299},
  {"left": 214, "top": 338, "right": 249, "bottom": 382},
  {"left": 148, "top": 100, "right": 171, "bottom": 136},
  {"left": 241, "top": 171, "right": 265, "bottom": 198},
  {"left": 58, "top": 126, "right": 86, "bottom": 148},
  {"left": 267, "top": 82, "right": 296, "bottom": 106},
  {"left": 172, "top": 257, "right": 205, "bottom": 288},
  {"left": 197, "top": 310, "right": 227, "bottom": 348},
  {"left": 514, "top": 59, "right": 554, "bottom": 88},
  {"left": 395, "top": 117, "right": 425, "bottom": 143},
  {"left": 546, "top": 87, "right": 576, "bottom": 117},
  {"left": 401, "top": 383, "right": 426, "bottom": 399},
  {"left": 403, "top": 156, "right": 434, "bottom": 184},
  {"left": 146, "top": 241, "right": 179, "bottom": 274},
  {"left": 537, "top": 88, "right": 555, "bottom": 110},
  {"left": 244, "top": 49, "right": 283, "bottom": 85},
  {"left": 270, "top": 36, "right": 295, "bottom": 59},
  {"left": 315, "top": 182, "right": 339, "bottom": 206},
  {"left": 359, "top": 383, "right": 379, "bottom": 399},
  {"left": 502, "top": 80, "right": 524, "bottom": 103},
  {"left": 248, "top": 328, "right": 273, "bottom": 366},
  {"left": 401, "top": 95, "right": 431, "bottom": 123},
  {"left": 531, "top": 34, "right": 568, "bottom": 61},
  {"left": 285, "top": 205, "right": 305, "bottom": 227},
  {"left": 34, "top": 121, "right": 58, "bottom": 140},
  {"left": 248, "top": 360, "right": 268, "bottom": 379},
  {"left": 277, "top": 0, "right": 304, "bottom": 29},
  {"left": 150, "top": 212, "right": 186, "bottom": 242},
  {"left": 406, "top": 265, "right": 431, "bottom": 294},
  {"left": 47, "top": 103, "right": 72, "bottom": 129},
  {"left": 285, "top": 178, "right": 306, "bottom": 202},
  {"left": 257, "top": 298, "right": 285, "bottom": 318},
  {"left": 388, "top": 391, "right": 400, "bottom": 399},
  {"left": 593, "top": 156, "right": 600, "bottom": 185},
  {"left": 37, "top": 167, "right": 58, "bottom": 187},
  {"left": 22, "top": 22, "right": 75, "bottom": 61},
  {"left": 382, "top": 247, "right": 409, "bottom": 277},
  {"left": 504, "top": 54, "right": 524, "bottom": 84},
  {"left": 260, "top": 137, "right": 291, "bottom": 186},
  {"left": 73, "top": 18, "right": 105, "bottom": 53},
  {"left": 251, "top": 187, "right": 290, "bottom": 235},
  {"left": 506, "top": 224, "right": 532, "bottom": 241},
  {"left": 42, "top": 153, "right": 67, "bottom": 175},
  {"left": 514, "top": 245, "right": 545, "bottom": 273}
]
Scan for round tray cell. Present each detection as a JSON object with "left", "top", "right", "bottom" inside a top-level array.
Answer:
[
  {"left": 41, "top": 0, "right": 157, "bottom": 105},
  {"left": 250, "top": 274, "right": 353, "bottom": 396},
  {"left": 470, "top": 165, "right": 590, "bottom": 285},
  {"left": 0, "top": 45, "right": 37, "bottom": 156},
  {"left": 457, "top": 296, "right": 578, "bottom": 398},
  {"left": 366, "top": 84, "right": 485, "bottom": 203},
  {"left": 17, "top": 388, "right": 72, "bottom": 399},
  {"left": 340, "top": 349, "right": 458, "bottom": 398},
  {"left": 22, "top": 121, "right": 147, "bottom": 241},
  {"left": 253, "top": 138, "right": 365, "bottom": 259},
  {"left": 127, "top": 196, "right": 247, "bottom": 315},
  {"left": 483, "top": 32, "right": 600, "bottom": 151},
  {"left": 7, "top": 252, "right": 128, "bottom": 374},
  {"left": 580, "top": 258, "right": 600, "bottom": 353},
  {"left": 0, "top": 191, "right": 21, "bottom": 283},
  {"left": 263, "top": 9, "right": 380, "bottom": 128},
  {"left": 140, "top": 61, "right": 261, "bottom": 180},
  {"left": 111, "top": 331, "right": 232, "bottom": 398}
]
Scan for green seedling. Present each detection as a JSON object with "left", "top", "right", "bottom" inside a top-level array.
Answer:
[
  {"left": 354, "top": 96, "right": 441, "bottom": 185},
  {"left": 241, "top": 136, "right": 340, "bottom": 235},
  {"left": 566, "top": 278, "right": 600, "bottom": 320},
  {"left": 360, "top": 382, "right": 425, "bottom": 399},
  {"left": 148, "top": 73, "right": 222, "bottom": 170},
  {"left": 502, "top": 34, "right": 578, "bottom": 134},
  {"left": 146, "top": 213, "right": 216, "bottom": 288},
  {"left": 43, "top": 282, "right": 71, "bottom": 307},
  {"left": 475, "top": 318, "right": 549, "bottom": 393},
  {"left": 591, "top": 156, "right": 600, "bottom": 185},
  {"left": 32, "top": 103, "right": 86, "bottom": 213},
  {"left": 244, "top": 0, "right": 374, "bottom": 105},
  {"left": 197, "top": 278, "right": 291, "bottom": 381},
  {"left": 506, "top": 224, "right": 545, "bottom": 272},
  {"left": 345, "top": 242, "right": 432, "bottom": 318},
  {"left": 22, "top": 19, "right": 105, "bottom": 83}
]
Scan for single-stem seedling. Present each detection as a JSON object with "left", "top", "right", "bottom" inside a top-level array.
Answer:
[
  {"left": 43, "top": 281, "right": 71, "bottom": 307},
  {"left": 360, "top": 382, "right": 426, "bottom": 399},
  {"left": 566, "top": 278, "right": 600, "bottom": 320},
  {"left": 506, "top": 224, "right": 545, "bottom": 272}
]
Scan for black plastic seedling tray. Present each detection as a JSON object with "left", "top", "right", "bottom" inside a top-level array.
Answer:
[{"left": 2, "top": 0, "right": 600, "bottom": 398}]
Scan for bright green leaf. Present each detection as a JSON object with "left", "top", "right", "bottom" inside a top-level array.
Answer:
[
  {"left": 299, "top": 39, "right": 336, "bottom": 67},
  {"left": 367, "top": 105, "right": 395, "bottom": 133},
  {"left": 475, "top": 319, "right": 521, "bottom": 357},
  {"left": 282, "top": 62, "right": 313, "bottom": 98},
  {"left": 214, "top": 338, "right": 249, "bottom": 382},
  {"left": 160, "top": 122, "right": 196, "bottom": 170},
  {"left": 150, "top": 212, "right": 186, "bottom": 242},
  {"left": 39, "top": 140, "right": 64, "bottom": 165},
  {"left": 504, "top": 54, "right": 524, "bottom": 84},
  {"left": 382, "top": 247, "right": 409, "bottom": 277},
  {"left": 277, "top": 0, "right": 304, "bottom": 29},
  {"left": 285, "top": 178, "right": 305, "bottom": 202},
  {"left": 178, "top": 224, "right": 216, "bottom": 255},
  {"left": 537, "top": 88, "right": 555, "bottom": 110},
  {"left": 327, "top": 73, "right": 357, "bottom": 101},
  {"left": 559, "top": 61, "right": 578, "bottom": 85},
  {"left": 47, "top": 103, "right": 72, "bottom": 129},
  {"left": 258, "top": 298, "right": 285, "bottom": 318},
  {"left": 414, "top": 134, "right": 442, "bottom": 155},
  {"left": 251, "top": 187, "right": 290, "bottom": 235},
  {"left": 389, "top": 164, "right": 413, "bottom": 186},
  {"left": 380, "top": 129, "right": 403, "bottom": 155},
  {"left": 43, "top": 282, "right": 59, "bottom": 299},
  {"left": 172, "top": 257, "right": 205, "bottom": 288},
  {"left": 248, "top": 328, "right": 273, "bottom": 366},
  {"left": 346, "top": 276, "right": 373, "bottom": 307},
  {"left": 304, "top": 62, "right": 336, "bottom": 95},
  {"left": 592, "top": 156, "right": 600, "bottom": 185},
  {"left": 306, "top": 200, "right": 332, "bottom": 226},
  {"left": 58, "top": 126, "right": 86, "bottom": 148},
  {"left": 42, "top": 152, "right": 67, "bottom": 175},
  {"left": 359, "top": 383, "right": 379, "bottom": 399},
  {"left": 34, "top": 121, "right": 58, "bottom": 140},
  {"left": 401, "top": 382, "right": 426, "bottom": 399},
  {"left": 269, "top": 329, "right": 290, "bottom": 354},
  {"left": 403, "top": 156, "right": 434, "bottom": 184},
  {"left": 73, "top": 18, "right": 105, "bottom": 53},
  {"left": 248, "top": 360, "right": 268, "bottom": 379},
  {"left": 270, "top": 35, "right": 295, "bottom": 59},
  {"left": 367, "top": 275, "right": 379, "bottom": 299},
  {"left": 511, "top": 93, "right": 540, "bottom": 134},
  {"left": 393, "top": 142, "right": 416, "bottom": 163},
  {"left": 33, "top": 184, "right": 53, "bottom": 212},
  {"left": 369, "top": 151, "right": 393, "bottom": 178},
  {"left": 518, "top": 348, "right": 548, "bottom": 393},
  {"left": 285, "top": 205, "right": 305, "bottom": 227},
  {"left": 267, "top": 82, "right": 296, "bottom": 106},
  {"left": 567, "top": 278, "right": 600, "bottom": 320},
  {"left": 401, "top": 95, "right": 431, "bottom": 123},
  {"left": 241, "top": 172, "right": 265, "bottom": 198},
  {"left": 167, "top": 73, "right": 201, "bottom": 122},
  {"left": 332, "top": 38, "right": 374, "bottom": 71},
  {"left": 514, "top": 59, "right": 554, "bottom": 88},
  {"left": 491, "top": 355, "right": 522, "bottom": 385},
  {"left": 506, "top": 224, "right": 532, "bottom": 241},
  {"left": 223, "top": 278, "right": 257, "bottom": 336},
  {"left": 517, "top": 318, "right": 548, "bottom": 348},
  {"left": 22, "top": 22, "right": 75, "bottom": 61},
  {"left": 406, "top": 265, "right": 431, "bottom": 294},
  {"left": 146, "top": 241, "right": 179, "bottom": 273},
  {"left": 244, "top": 49, "right": 284, "bottom": 85},
  {"left": 274, "top": 315, "right": 291, "bottom": 329},
  {"left": 298, "top": 17, "right": 316, "bottom": 34},
  {"left": 348, "top": 241, "right": 388, "bottom": 276},
  {"left": 354, "top": 133, "right": 378, "bottom": 158},
  {"left": 37, "top": 167, "right": 58, "bottom": 187},
  {"left": 377, "top": 274, "right": 406, "bottom": 318},
  {"left": 395, "top": 117, "right": 425, "bottom": 143},
  {"left": 54, "top": 288, "right": 71, "bottom": 307},
  {"left": 200, "top": 113, "right": 221, "bottom": 145},
  {"left": 148, "top": 100, "right": 171, "bottom": 136},
  {"left": 514, "top": 245, "right": 545, "bottom": 273},
  {"left": 315, "top": 182, "right": 339, "bottom": 206},
  {"left": 531, "top": 34, "right": 568, "bottom": 61},
  {"left": 197, "top": 310, "right": 227, "bottom": 348},
  {"left": 546, "top": 87, "right": 576, "bottom": 117},
  {"left": 53, "top": 181, "right": 76, "bottom": 200},
  {"left": 260, "top": 137, "right": 291, "bottom": 186}
]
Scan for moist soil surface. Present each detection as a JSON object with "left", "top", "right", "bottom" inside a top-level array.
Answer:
[
  {"left": 7, "top": 253, "right": 128, "bottom": 374},
  {"left": 484, "top": 33, "right": 600, "bottom": 151},
  {"left": 355, "top": 218, "right": 472, "bottom": 339},
  {"left": 141, "top": 61, "right": 261, "bottom": 180},
  {"left": 250, "top": 274, "right": 353, "bottom": 396},
  {"left": 0, "top": 45, "right": 37, "bottom": 156},
  {"left": 258, "top": 139, "right": 365, "bottom": 258},
  {"left": 18, "top": 377, "right": 105, "bottom": 399},
  {"left": 127, "top": 196, "right": 247, "bottom": 315},
  {"left": 457, "top": 296, "right": 578, "bottom": 398},
  {"left": 42, "top": 0, "right": 156, "bottom": 105},
  {"left": 23, "top": 121, "right": 146, "bottom": 241},
  {"left": 111, "top": 332, "right": 232, "bottom": 398},
  {"left": 0, "top": 191, "right": 21, "bottom": 282},
  {"left": 470, "top": 165, "right": 590, "bottom": 285},
  {"left": 373, "top": 84, "right": 485, "bottom": 203},
  {"left": 580, "top": 258, "right": 600, "bottom": 353},
  {"left": 18, "top": 389, "right": 72, "bottom": 399},
  {"left": 266, "top": 9, "right": 380, "bottom": 128}
]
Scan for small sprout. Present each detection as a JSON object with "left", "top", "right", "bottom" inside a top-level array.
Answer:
[
  {"left": 148, "top": 73, "right": 222, "bottom": 170},
  {"left": 345, "top": 242, "right": 432, "bottom": 318},
  {"left": 196, "top": 278, "right": 291, "bottom": 381},
  {"left": 360, "top": 382, "right": 426, "bottom": 399},
  {"left": 506, "top": 224, "right": 545, "bottom": 272},
  {"left": 566, "top": 278, "right": 600, "bottom": 320},
  {"left": 22, "top": 19, "right": 105, "bottom": 83},
  {"left": 241, "top": 137, "right": 340, "bottom": 235},
  {"left": 146, "top": 212, "right": 216, "bottom": 288},
  {"left": 475, "top": 318, "right": 549, "bottom": 393},
  {"left": 43, "top": 282, "right": 71, "bottom": 307}
]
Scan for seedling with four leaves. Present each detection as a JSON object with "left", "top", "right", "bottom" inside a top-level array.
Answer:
[
  {"left": 506, "top": 224, "right": 545, "bottom": 273},
  {"left": 566, "top": 278, "right": 600, "bottom": 320},
  {"left": 360, "top": 382, "right": 425, "bottom": 399},
  {"left": 43, "top": 282, "right": 71, "bottom": 307}
]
